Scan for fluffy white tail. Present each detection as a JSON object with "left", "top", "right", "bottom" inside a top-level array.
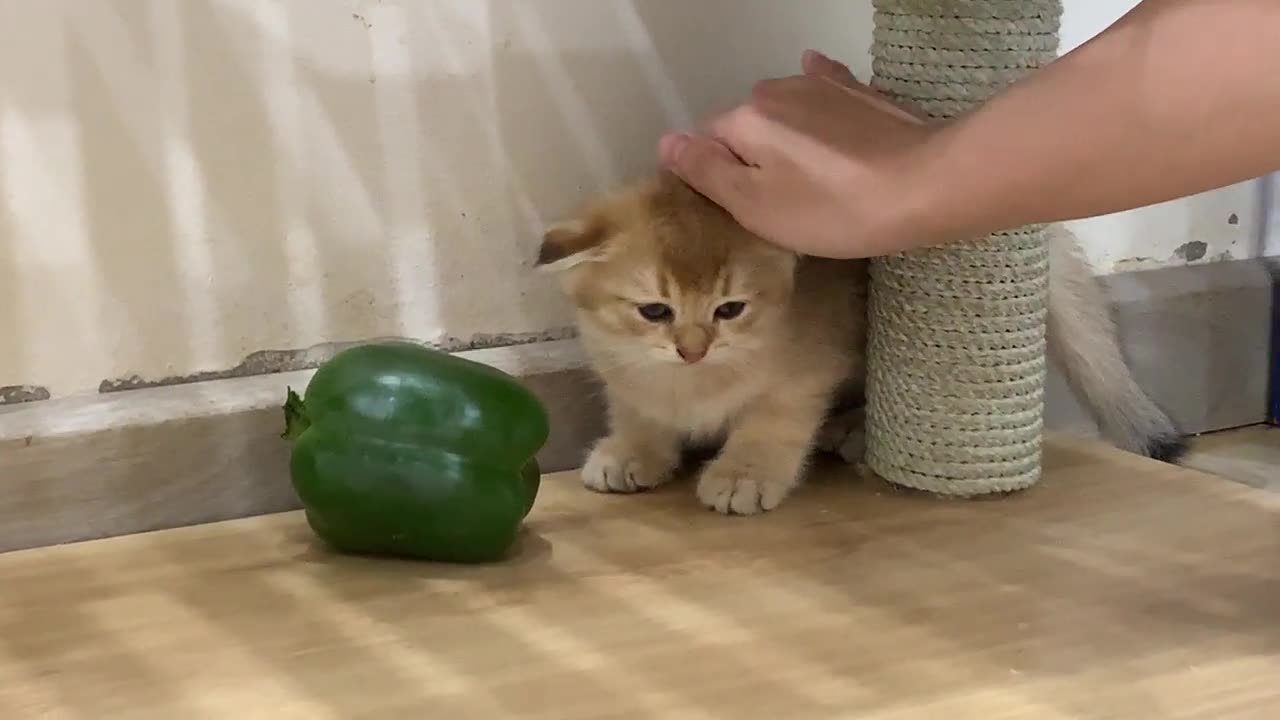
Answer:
[{"left": 1046, "top": 226, "right": 1187, "bottom": 462}]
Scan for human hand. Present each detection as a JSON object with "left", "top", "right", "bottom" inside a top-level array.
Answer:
[{"left": 657, "top": 50, "right": 942, "bottom": 259}]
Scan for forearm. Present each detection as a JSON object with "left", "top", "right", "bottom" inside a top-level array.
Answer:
[{"left": 906, "top": 0, "right": 1280, "bottom": 243}]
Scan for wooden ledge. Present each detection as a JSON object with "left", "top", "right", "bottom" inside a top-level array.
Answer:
[{"left": 1, "top": 433, "right": 1276, "bottom": 719}]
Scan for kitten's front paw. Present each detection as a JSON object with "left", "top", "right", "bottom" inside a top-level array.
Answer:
[
  {"left": 836, "top": 426, "right": 866, "bottom": 464},
  {"left": 696, "top": 459, "right": 796, "bottom": 516},
  {"left": 581, "top": 438, "right": 671, "bottom": 494},
  {"left": 816, "top": 407, "right": 866, "bottom": 463}
]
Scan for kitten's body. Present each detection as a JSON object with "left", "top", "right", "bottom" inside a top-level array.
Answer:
[{"left": 538, "top": 172, "right": 1184, "bottom": 514}]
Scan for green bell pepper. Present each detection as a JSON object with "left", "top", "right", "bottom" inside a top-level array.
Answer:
[{"left": 281, "top": 341, "right": 549, "bottom": 563}]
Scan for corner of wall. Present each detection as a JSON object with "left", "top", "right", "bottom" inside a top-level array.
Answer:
[{"left": 1262, "top": 173, "right": 1280, "bottom": 258}]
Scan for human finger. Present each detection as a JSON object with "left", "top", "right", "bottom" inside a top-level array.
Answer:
[
  {"left": 799, "top": 49, "right": 928, "bottom": 123},
  {"left": 816, "top": 75, "right": 929, "bottom": 124},
  {"left": 700, "top": 105, "right": 767, "bottom": 162},
  {"left": 657, "top": 132, "right": 760, "bottom": 218},
  {"left": 801, "top": 49, "right": 859, "bottom": 86}
]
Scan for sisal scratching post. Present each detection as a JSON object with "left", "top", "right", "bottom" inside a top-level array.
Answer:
[{"left": 863, "top": 0, "right": 1061, "bottom": 496}]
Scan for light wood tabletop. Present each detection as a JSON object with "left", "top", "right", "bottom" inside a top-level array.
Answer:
[{"left": 2, "top": 434, "right": 1277, "bottom": 719}]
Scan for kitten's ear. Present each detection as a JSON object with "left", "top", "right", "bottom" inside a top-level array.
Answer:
[{"left": 535, "top": 216, "right": 612, "bottom": 271}]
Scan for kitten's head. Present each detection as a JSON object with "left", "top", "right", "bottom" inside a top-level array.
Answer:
[{"left": 536, "top": 172, "right": 797, "bottom": 367}]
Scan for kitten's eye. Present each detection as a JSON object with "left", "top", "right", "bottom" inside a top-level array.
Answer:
[
  {"left": 637, "top": 303, "right": 674, "bottom": 322},
  {"left": 714, "top": 301, "right": 747, "bottom": 321}
]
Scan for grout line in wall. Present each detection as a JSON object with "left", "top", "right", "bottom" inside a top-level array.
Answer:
[{"left": 1261, "top": 172, "right": 1279, "bottom": 259}]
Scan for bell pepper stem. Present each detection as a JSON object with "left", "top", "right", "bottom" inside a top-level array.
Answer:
[{"left": 281, "top": 387, "right": 312, "bottom": 441}]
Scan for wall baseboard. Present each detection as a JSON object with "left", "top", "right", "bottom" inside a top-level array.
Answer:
[
  {"left": 1, "top": 258, "right": 1273, "bottom": 554},
  {"left": 0, "top": 340, "right": 603, "bottom": 554},
  {"left": 1045, "top": 257, "right": 1276, "bottom": 438}
]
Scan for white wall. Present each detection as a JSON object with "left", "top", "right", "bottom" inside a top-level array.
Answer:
[
  {"left": 1060, "top": 0, "right": 1263, "bottom": 273},
  {"left": 0, "top": 1, "right": 1266, "bottom": 401},
  {"left": 0, "top": 0, "right": 872, "bottom": 400}
]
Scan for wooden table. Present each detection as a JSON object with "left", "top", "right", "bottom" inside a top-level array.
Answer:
[{"left": 2, "top": 435, "right": 1277, "bottom": 719}]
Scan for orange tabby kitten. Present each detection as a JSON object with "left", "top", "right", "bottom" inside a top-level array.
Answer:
[{"left": 536, "top": 171, "right": 1184, "bottom": 515}]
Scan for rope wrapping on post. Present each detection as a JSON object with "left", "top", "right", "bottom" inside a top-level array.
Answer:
[{"left": 864, "top": 0, "right": 1062, "bottom": 496}]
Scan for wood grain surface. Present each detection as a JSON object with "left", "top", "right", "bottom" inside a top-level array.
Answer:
[
  {"left": 1184, "top": 424, "right": 1280, "bottom": 492},
  {"left": 1, "top": 434, "right": 1277, "bottom": 719}
]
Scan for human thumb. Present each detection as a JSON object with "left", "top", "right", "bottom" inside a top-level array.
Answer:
[
  {"left": 802, "top": 49, "right": 859, "bottom": 86},
  {"left": 801, "top": 49, "right": 927, "bottom": 123},
  {"left": 657, "top": 132, "right": 756, "bottom": 216}
]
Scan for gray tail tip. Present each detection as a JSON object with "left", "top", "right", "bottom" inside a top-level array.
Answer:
[{"left": 1145, "top": 433, "right": 1190, "bottom": 464}]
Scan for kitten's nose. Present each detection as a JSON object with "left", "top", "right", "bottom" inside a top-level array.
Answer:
[{"left": 677, "top": 345, "right": 706, "bottom": 363}]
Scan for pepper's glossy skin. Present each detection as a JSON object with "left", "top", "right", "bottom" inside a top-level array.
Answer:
[{"left": 282, "top": 341, "right": 549, "bottom": 563}]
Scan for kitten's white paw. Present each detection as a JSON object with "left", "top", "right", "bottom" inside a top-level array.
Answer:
[
  {"left": 814, "top": 423, "right": 843, "bottom": 454},
  {"left": 816, "top": 407, "right": 866, "bottom": 462},
  {"left": 836, "top": 426, "right": 866, "bottom": 464},
  {"left": 581, "top": 438, "right": 669, "bottom": 494},
  {"left": 696, "top": 461, "right": 794, "bottom": 515}
]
